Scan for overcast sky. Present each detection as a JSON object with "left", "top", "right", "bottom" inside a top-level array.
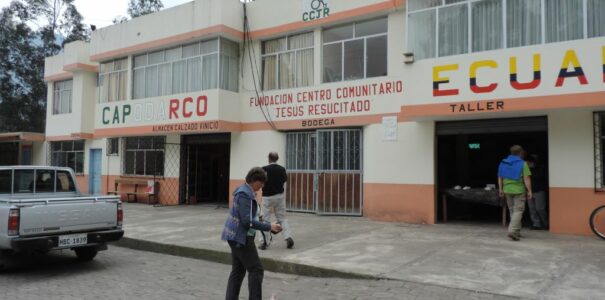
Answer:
[{"left": 0, "top": 0, "right": 193, "bottom": 28}]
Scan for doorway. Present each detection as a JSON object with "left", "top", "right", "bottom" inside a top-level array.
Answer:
[
  {"left": 436, "top": 117, "right": 549, "bottom": 224},
  {"left": 285, "top": 129, "right": 363, "bottom": 216},
  {"left": 182, "top": 133, "right": 230, "bottom": 205},
  {"left": 89, "top": 148, "right": 102, "bottom": 195}
]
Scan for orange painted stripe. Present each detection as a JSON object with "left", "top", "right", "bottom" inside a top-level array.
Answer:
[
  {"left": 20, "top": 133, "right": 45, "bottom": 142},
  {"left": 64, "top": 63, "right": 98, "bottom": 73},
  {"left": 549, "top": 187, "right": 605, "bottom": 236},
  {"left": 364, "top": 183, "right": 435, "bottom": 224},
  {"left": 46, "top": 133, "right": 94, "bottom": 141},
  {"left": 242, "top": 113, "right": 399, "bottom": 131},
  {"left": 93, "top": 120, "right": 241, "bottom": 137},
  {"left": 44, "top": 72, "right": 72, "bottom": 82},
  {"left": 89, "top": 1, "right": 403, "bottom": 62},
  {"left": 92, "top": 112, "right": 398, "bottom": 137},
  {"left": 90, "top": 25, "right": 244, "bottom": 62},
  {"left": 249, "top": 0, "right": 403, "bottom": 39},
  {"left": 400, "top": 91, "right": 605, "bottom": 121}
]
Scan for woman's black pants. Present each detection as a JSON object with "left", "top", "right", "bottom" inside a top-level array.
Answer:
[{"left": 226, "top": 236, "right": 264, "bottom": 300}]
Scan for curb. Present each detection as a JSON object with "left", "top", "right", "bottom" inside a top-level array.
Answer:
[{"left": 113, "top": 237, "right": 379, "bottom": 280}]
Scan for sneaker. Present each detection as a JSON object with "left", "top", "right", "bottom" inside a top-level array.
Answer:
[
  {"left": 286, "top": 237, "right": 294, "bottom": 249},
  {"left": 507, "top": 233, "right": 520, "bottom": 241}
]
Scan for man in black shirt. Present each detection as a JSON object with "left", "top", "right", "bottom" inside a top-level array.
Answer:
[{"left": 259, "top": 152, "right": 293, "bottom": 249}]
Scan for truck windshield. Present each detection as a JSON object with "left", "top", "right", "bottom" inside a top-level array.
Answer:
[{"left": 0, "top": 170, "right": 10, "bottom": 193}]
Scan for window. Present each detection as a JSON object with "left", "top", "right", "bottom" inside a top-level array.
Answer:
[
  {"left": 99, "top": 58, "right": 128, "bottom": 103},
  {"left": 323, "top": 18, "right": 388, "bottom": 83},
  {"left": 545, "top": 0, "right": 583, "bottom": 43},
  {"left": 13, "top": 169, "right": 34, "bottom": 193},
  {"left": 56, "top": 170, "right": 76, "bottom": 192},
  {"left": 472, "top": 0, "right": 502, "bottom": 52},
  {"left": 107, "top": 138, "right": 119, "bottom": 156},
  {"left": 407, "top": 0, "right": 605, "bottom": 60},
  {"left": 35, "top": 170, "right": 55, "bottom": 193},
  {"left": 123, "top": 136, "right": 165, "bottom": 176},
  {"left": 262, "top": 32, "right": 314, "bottom": 90},
  {"left": 588, "top": 0, "right": 605, "bottom": 38},
  {"left": 50, "top": 140, "right": 85, "bottom": 174},
  {"left": 507, "top": 0, "right": 541, "bottom": 48},
  {"left": 0, "top": 170, "right": 11, "bottom": 194},
  {"left": 438, "top": 3, "right": 468, "bottom": 56},
  {"left": 53, "top": 79, "right": 72, "bottom": 114},
  {"left": 133, "top": 38, "right": 239, "bottom": 98},
  {"left": 286, "top": 132, "right": 316, "bottom": 171},
  {"left": 220, "top": 39, "right": 240, "bottom": 91}
]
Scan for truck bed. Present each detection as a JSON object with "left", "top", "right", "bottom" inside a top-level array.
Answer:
[{"left": 1, "top": 195, "right": 120, "bottom": 237}]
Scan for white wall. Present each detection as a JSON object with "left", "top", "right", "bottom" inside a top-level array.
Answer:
[
  {"left": 230, "top": 131, "right": 286, "bottom": 180},
  {"left": 90, "top": 0, "right": 244, "bottom": 58},
  {"left": 363, "top": 121, "right": 435, "bottom": 184},
  {"left": 548, "top": 110, "right": 595, "bottom": 188}
]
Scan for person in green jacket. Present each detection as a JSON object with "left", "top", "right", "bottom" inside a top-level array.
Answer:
[{"left": 498, "top": 145, "right": 532, "bottom": 241}]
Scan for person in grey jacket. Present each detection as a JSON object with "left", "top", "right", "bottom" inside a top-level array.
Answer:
[{"left": 221, "top": 167, "right": 282, "bottom": 300}]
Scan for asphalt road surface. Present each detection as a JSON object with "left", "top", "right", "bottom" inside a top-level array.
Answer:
[{"left": 0, "top": 246, "right": 520, "bottom": 300}]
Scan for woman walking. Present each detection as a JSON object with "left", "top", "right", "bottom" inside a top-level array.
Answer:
[{"left": 221, "top": 167, "right": 282, "bottom": 300}]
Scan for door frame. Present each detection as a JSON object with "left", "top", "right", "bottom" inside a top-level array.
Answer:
[
  {"left": 285, "top": 128, "right": 363, "bottom": 216},
  {"left": 89, "top": 148, "right": 102, "bottom": 195}
]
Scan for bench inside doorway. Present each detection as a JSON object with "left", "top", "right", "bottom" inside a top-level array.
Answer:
[{"left": 108, "top": 178, "right": 159, "bottom": 204}]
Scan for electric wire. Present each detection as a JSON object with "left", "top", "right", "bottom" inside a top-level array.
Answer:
[{"left": 242, "top": 3, "right": 278, "bottom": 131}]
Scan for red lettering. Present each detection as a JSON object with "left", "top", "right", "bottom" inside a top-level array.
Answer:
[
  {"left": 169, "top": 99, "right": 179, "bottom": 119},
  {"left": 197, "top": 96, "right": 208, "bottom": 116},
  {"left": 182, "top": 97, "right": 193, "bottom": 118}
]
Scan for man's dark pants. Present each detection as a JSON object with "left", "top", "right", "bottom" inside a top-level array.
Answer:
[{"left": 226, "top": 236, "right": 264, "bottom": 300}]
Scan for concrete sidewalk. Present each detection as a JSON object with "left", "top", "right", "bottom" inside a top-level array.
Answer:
[{"left": 118, "top": 203, "right": 605, "bottom": 300}]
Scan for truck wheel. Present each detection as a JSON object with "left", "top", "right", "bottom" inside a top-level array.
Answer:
[{"left": 74, "top": 246, "right": 98, "bottom": 261}]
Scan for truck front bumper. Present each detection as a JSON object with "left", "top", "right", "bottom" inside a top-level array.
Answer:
[{"left": 10, "top": 229, "right": 124, "bottom": 252}]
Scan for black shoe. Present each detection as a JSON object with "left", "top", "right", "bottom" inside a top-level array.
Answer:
[
  {"left": 258, "top": 242, "right": 267, "bottom": 250},
  {"left": 530, "top": 226, "right": 541, "bottom": 230},
  {"left": 286, "top": 237, "right": 294, "bottom": 249},
  {"left": 507, "top": 233, "right": 520, "bottom": 241}
]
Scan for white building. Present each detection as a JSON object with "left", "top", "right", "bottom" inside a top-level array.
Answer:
[{"left": 41, "top": 0, "right": 605, "bottom": 236}]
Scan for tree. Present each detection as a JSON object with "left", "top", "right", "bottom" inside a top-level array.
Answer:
[
  {"left": 0, "top": 3, "right": 46, "bottom": 132},
  {"left": 0, "top": 0, "right": 89, "bottom": 133},
  {"left": 127, "top": 0, "right": 164, "bottom": 19}
]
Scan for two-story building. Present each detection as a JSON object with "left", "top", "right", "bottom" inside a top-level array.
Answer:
[{"left": 40, "top": 0, "right": 605, "bottom": 236}]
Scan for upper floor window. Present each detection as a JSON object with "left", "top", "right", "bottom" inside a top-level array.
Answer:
[
  {"left": 53, "top": 79, "right": 72, "bottom": 114},
  {"left": 50, "top": 140, "right": 85, "bottom": 174},
  {"left": 323, "top": 18, "right": 388, "bottom": 83},
  {"left": 99, "top": 58, "right": 128, "bottom": 103},
  {"left": 407, "top": 0, "right": 605, "bottom": 60},
  {"left": 133, "top": 38, "right": 239, "bottom": 99},
  {"left": 262, "top": 32, "right": 314, "bottom": 90}
]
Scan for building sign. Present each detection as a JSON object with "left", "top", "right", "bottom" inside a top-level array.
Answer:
[
  {"left": 100, "top": 95, "right": 209, "bottom": 126},
  {"left": 302, "top": 0, "right": 330, "bottom": 22},
  {"left": 449, "top": 100, "right": 504, "bottom": 113},
  {"left": 432, "top": 45, "right": 605, "bottom": 97},
  {"left": 248, "top": 80, "right": 403, "bottom": 120},
  {"left": 382, "top": 116, "right": 397, "bottom": 141}
]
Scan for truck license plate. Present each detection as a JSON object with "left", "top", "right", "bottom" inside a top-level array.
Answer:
[{"left": 58, "top": 234, "right": 88, "bottom": 247}]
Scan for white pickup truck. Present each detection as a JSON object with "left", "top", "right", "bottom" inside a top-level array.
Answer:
[{"left": 0, "top": 166, "right": 123, "bottom": 267}]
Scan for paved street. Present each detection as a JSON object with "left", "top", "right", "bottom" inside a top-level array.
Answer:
[{"left": 0, "top": 246, "right": 519, "bottom": 300}]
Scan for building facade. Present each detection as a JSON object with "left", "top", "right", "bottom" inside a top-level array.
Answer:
[{"left": 40, "top": 0, "right": 605, "bottom": 235}]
